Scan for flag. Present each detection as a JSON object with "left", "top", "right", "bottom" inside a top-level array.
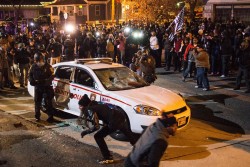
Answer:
[{"left": 168, "top": 6, "right": 185, "bottom": 42}]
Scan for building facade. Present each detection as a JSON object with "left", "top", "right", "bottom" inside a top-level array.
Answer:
[
  {"left": 0, "top": 0, "right": 121, "bottom": 24},
  {"left": 204, "top": 0, "right": 250, "bottom": 23},
  {"left": 47, "top": 0, "right": 121, "bottom": 24},
  {"left": 0, "top": 0, "right": 53, "bottom": 21}
]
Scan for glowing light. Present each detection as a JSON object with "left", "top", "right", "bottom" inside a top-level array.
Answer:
[
  {"left": 96, "top": 32, "right": 100, "bottom": 37},
  {"left": 124, "top": 27, "right": 131, "bottom": 33},
  {"left": 65, "top": 24, "right": 75, "bottom": 33}
]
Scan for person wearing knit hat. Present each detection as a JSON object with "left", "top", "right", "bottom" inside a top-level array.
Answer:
[
  {"left": 78, "top": 94, "right": 137, "bottom": 164},
  {"left": 78, "top": 94, "right": 91, "bottom": 107}
]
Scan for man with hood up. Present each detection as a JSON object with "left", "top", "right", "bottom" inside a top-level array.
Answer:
[
  {"left": 124, "top": 113, "right": 177, "bottom": 167},
  {"left": 78, "top": 94, "right": 137, "bottom": 164}
]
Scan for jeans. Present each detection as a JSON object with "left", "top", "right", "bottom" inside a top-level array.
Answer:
[
  {"left": 211, "top": 54, "right": 220, "bottom": 74},
  {"left": 183, "top": 61, "right": 195, "bottom": 78},
  {"left": 196, "top": 67, "right": 210, "bottom": 89},
  {"left": 94, "top": 122, "right": 136, "bottom": 159},
  {"left": 50, "top": 56, "right": 61, "bottom": 65},
  {"left": 19, "top": 63, "right": 29, "bottom": 86},
  {"left": 165, "top": 50, "right": 172, "bottom": 69},
  {"left": 34, "top": 86, "right": 54, "bottom": 119},
  {"left": 221, "top": 55, "right": 231, "bottom": 76},
  {"left": 236, "top": 67, "right": 250, "bottom": 90},
  {"left": 120, "top": 50, "right": 125, "bottom": 65},
  {"left": 150, "top": 49, "right": 161, "bottom": 67}
]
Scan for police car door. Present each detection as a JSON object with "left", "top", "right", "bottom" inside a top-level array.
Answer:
[
  {"left": 53, "top": 66, "right": 74, "bottom": 110},
  {"left": 69, "top": 68, "right": 101, "bottom": 116}
]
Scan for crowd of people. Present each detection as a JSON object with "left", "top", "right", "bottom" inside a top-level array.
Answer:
[
  {"left": 0, "top": 17, "right": 250, "bottom": 92},
  {"left": 0, "top": 16, "right": 250, "bottom": 166}
]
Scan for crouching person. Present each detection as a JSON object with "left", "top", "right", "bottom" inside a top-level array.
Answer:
[
  {"left": 124, "top": 113, "right": 177, "bottom": 167},
  {"left": 78, "top": 94, "right": 137, "bottom": 164}
]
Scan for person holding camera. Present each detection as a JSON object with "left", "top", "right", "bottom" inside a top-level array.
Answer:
[{"left": 124, "top": 113, "right": 177, "bottom": 167}]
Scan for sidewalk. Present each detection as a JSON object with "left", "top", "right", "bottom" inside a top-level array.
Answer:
[{"left": 160, "top": 135, "right": 250, "bottom": 167}]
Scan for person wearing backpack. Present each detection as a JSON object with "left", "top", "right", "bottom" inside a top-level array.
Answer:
[{"left": 28, "top": 52, "right": 55, "bottom": 122}]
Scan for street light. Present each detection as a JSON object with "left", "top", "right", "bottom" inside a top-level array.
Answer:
[{"left": 177, "top": 1, "right": 185, "bottom": 8}]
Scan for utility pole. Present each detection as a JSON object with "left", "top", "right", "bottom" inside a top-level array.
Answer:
[{"left": 112, "top": 0, "right": 115, "bottom": 23}]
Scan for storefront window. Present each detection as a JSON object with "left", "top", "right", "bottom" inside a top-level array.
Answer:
[
  {"left": 95, "top": 5, "right": 100, "bottom": 16},
  {"left": 67, "top": 6, "right": 74, "bottom": 16},
  {"left": 215, "top": 6, "right": 231, "bottom": 22},
  {"left": 53, "top": 7, "right": 58, "bottom": 16},
  {"left": 234, "top": 7, "right": 250, "bottom": 24}
]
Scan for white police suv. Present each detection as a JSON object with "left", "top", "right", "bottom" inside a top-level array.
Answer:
[{"left": 28, "top": 58, "right": 191, "bottom": 139}]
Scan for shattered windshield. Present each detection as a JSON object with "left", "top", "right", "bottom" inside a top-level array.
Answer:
[{"left": 94, "top": 67, "right": 149, "bottom": 91}]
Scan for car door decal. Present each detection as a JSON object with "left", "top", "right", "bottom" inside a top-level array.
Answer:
[{"left": 54, "top": 79, "right": 131, "bottom": 106}]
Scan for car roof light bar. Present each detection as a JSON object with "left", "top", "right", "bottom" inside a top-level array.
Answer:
[{"left": 75, "top": 58, "right": 113, "bottom": 64}]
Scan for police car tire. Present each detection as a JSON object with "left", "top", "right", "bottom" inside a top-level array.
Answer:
[
  {"left": 110, "top": 130, "right": 128, "bottom": 141},
  {"left": 109, "top": 130, "right": 141, "bottom": 142}
]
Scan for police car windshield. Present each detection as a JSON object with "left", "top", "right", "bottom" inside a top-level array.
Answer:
[{"left": 94, "top": 67, "right": 149, "bottom": 91}]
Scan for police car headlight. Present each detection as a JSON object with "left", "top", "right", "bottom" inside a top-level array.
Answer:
[{"left": 133, "top": 105, "right": 161, "bottom": 116}]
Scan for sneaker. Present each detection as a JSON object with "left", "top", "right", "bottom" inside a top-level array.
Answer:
[
  {"left": 220, "top": 75, "right": 226, "bottom": 78},
  {"left": 203, "top": 88, "right": 209, "bottom": 91},
  {"left": 97, "top": 157, "right": 114, "bottom": 164},
  {"left": 195, "top": 85, "right": 202, "bottom": 89},
  {"left": 35, "top": 117, "right": 40, "bottom": 122}
]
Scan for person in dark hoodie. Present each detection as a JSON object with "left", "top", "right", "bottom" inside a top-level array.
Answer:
[
  {"left": 233, "top": 33, "right": 250, "bottom": 93},
  {"left": 78, "top": 94, "right": 137, "bottom": 164},
  {"left": 124, "top": 113, "right": 177, "bottom": 167}
]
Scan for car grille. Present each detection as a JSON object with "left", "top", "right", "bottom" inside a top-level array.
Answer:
[{"left": 167, "top": 106, "right": 187, "bottom": 115}]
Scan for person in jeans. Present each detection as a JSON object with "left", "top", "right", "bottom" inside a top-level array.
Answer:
[
  {"left": 182, "top": 37, "right": 198, "bottom": 81},
  {"left": 193, "top": 44, "right": 210, "bottom": 91}
]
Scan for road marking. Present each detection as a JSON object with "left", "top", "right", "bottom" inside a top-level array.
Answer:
[
  {"left": 5, "top": 110, "right": 32, "bottom": 115},
  {"left": 188, "top": 101, "right": 218, "bottom": 104},
  {"left": 0, "top": 96, "right": 33, "bottom": 100},
  {"left": 0, "top": 104, "right": 33, "bottom": 107},
  {"left": 225, "top": 88, "right": 246, "bottom": 92}
]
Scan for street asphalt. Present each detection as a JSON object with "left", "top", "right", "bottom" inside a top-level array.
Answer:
[{"left": 0, "top": 67, "right": 249, "bottom": 167}]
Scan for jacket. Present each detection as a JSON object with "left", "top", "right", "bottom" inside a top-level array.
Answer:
[
  {"left": 238, "top": 41, "right": 250, "bottom": 69},
  {"left": 16, "top": 48, "right": 30, "bottom": 64},
  {"left": 194, "top": 50, "right": 210, "bottom": 69},
  {"left": 129, "top": 119, "right": 172, "bottom": 167},
  {"left": 29, "top": 62, "right": 54, "bottom": 87},
  {"left": 82, "top": 101, "right": 127, "bottom": 133}
]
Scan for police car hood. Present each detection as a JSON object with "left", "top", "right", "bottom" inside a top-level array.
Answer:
[{"left": 110, "top": 85, "right": 186, "bottom": 111}]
